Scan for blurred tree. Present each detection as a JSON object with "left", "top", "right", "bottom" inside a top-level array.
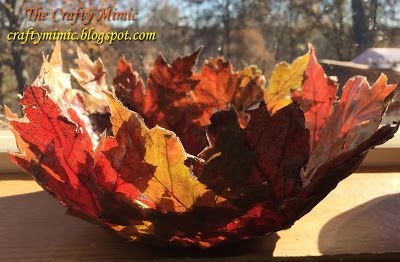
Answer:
[
  {"left": 351, "top": 0, "right": 378, "bottom": 52},
  {"left": 0, "top": 0, "right": 28, "bottom": 94},
  {"left": 287, "top": 0, "right": 352, "bottom": 60}
]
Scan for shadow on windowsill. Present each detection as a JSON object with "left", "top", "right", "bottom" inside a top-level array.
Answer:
[{"left": 318, "top": 193, "right": 400, "bottom": 255}]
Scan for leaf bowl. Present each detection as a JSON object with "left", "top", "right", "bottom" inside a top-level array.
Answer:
[{"left": 5, "top": 43, "right": 399, "bottom": 248}]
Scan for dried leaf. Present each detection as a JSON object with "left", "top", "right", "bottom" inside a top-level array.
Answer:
[
  {"left": 233, "top": 65, "right": 266, "bottom": 110},
  {"left": 103, "top": 92, "right": 224, "bottom": 212},
  {"left": 37, "top": 41, "right": 72, "bottom": 99},
  {"left": 191, "top": 58, "right": 240, "bottom": 122},
  {"left": 70, "top": 46, "right": 108, "bottom": 99},
  {"left": 70, "top": 46, "right": 109, "bottom": 116},
  {"left": 305, "top": 75, "right": 397, "bottom": 177},
  {"left": 113, "top": 57, "right": 146, "bottom": 113},
  {"left": 264, "top": 50, "right": 310, "bottom": 113},
  {"left": 8, "top": 86, "right": 99, "bottom": 218},
  {"left": 113, "top": 51, "right": 265, "bottom": 154},
  {"left": 292, "top": 46, "right": 337, "bottom": 149}
]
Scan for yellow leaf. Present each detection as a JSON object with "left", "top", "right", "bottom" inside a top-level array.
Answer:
[
  {"left": 103, "top": 91, "right": 148, "bottom": 137},
  {"left": 104, "top": 92, "right": 218, "bottom": 212},
  {"left": 113, "top": 221, "right": 155, "bottom": 241},
  {"left": 144, "top": 127, "right": 210, "bottom": 212},
  {"left": 264, "top": 50, "right": 310, "bottom": 113}
]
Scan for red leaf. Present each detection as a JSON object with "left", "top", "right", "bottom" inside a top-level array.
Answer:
[
  {"left": 150, "top": 48, "right": 201, "bottom": 95},
  {"left": 303, "top": 74, "right": 398, "bottom": 179},
  {"left": 144, "top": 49, "right": 201, "bottom": 125},
  {"left": 292, "top": 46, "right": 398, "bottom": 181},
  {"left": 9, "top": 86, "right": 100, "bottom": 218},
  {"left": 94, "top": 137, "right": 142, "bottom": 201},
  {"left": 293, "top": 46, "right": 337, "bottom": 149}
]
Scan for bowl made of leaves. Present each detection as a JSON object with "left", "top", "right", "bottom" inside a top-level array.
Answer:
[{"left": 5, "top": 43, "right": 398, "bottom": 248}]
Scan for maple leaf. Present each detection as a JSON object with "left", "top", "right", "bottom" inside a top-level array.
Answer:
[
  {"left": 113, "top": 50, "right": 206, "bottom": 154},
  {"left": 70, "top": 46, "right": 108, "bottom": 116},
  {"left": 113, "top": 50, "right": 265, "bottom": 154},
  {"left": 291, "top": 46, "right": 399, "bottom": 181},
  {"left": 292, "top": 46, "right": 337, "bottom": 149},
  {"left": 100, "top": 92, "right": 226, "bottom": 212},
  {"left": 5, "top": 44, "right": 399, "bottom": 248},
  {"left": 33, "top": 43, "right": 111, "bottom": 142},
  {"left": 7, "top": 86, "right": 231, "bottom": 246},
  {"left": 195, "top": 102, "right": 309, "bottom": 207},
  {"left": 70, "top": 46, "right": 108, "bottom": 99},
  {"left": 264, "top": 50, "right": 310, "bottom": 113},
  {"left": 8, "top": 86, "right": 99, "bottom": 218},
  {"left": 233, "top": 65, "right": 266, "bottom": 111},
  {"left": 190, "top": 58, "right": 240, "bottom": 124},
  {"left": 36, "top": 41, "right": 72, "bottom": 99},
  {"left": 113, "top": 57, "right": 146, "bottom": 113},
  {"left": 205, "top": 106, "right": 397, "bottom": 239}
]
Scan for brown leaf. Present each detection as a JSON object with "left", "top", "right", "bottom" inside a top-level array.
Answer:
[{"left": 113, "top": 57, "right": 146, "bottom": 113}]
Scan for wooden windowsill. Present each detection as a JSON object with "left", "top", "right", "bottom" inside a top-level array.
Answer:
[{"left": 0, "top": 172, "right": 399, "bottom": 260}]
